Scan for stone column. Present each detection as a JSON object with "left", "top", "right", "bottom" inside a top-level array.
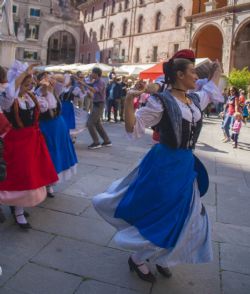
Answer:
[
  {"left": 221, "top": 15, "right": 234, "bottom": 75},
  {"left": 0, "top": 39, "right": 17, "bottom": 68},
  {"left": 205, "top": 0, "right": 217, "bottom": 12},
  {"left": 227, "top": 0, "right": 235, "bottom": 6},
  {"left": 0, "top": 0, "right": 17, "bottom": 67}
]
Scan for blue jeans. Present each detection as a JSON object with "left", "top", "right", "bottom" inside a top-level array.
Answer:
[{"left": 223, "top": 114, "right": 233, "bottom": 138}]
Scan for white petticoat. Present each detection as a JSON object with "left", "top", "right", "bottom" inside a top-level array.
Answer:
[{"left": 93, "top": 167, "right": 213, "bottom": 267}]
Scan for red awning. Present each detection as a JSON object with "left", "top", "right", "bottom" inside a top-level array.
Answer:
[{"left": 139, "top": 62, "right": 164, "bottom": 80}]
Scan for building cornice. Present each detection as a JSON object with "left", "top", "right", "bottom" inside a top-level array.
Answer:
[
  {"left": 186, "top": 3, "right": 250, "bottom": 22},
  {"left": 78, "top": 0, "right": 97, "bottom": 9}
]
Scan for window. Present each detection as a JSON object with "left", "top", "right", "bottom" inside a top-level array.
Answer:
[
  {"left": 139, "top": 0, "right": 144, "bottom": 5},
  {"left": 53, "top": 39, "right": 59, "bottom": 49},
  {"left": 122, "top": 19, "right": 128, "bottom": 36},
  {"left": 119, "top": 3, "right": 122, "bottom": 11},
  {"left": 30, "top": 8, "right": 40, "bottom": 17},
  {"left": 138, "top": 15, "right": 143, "bottom": 33},
  {"left": 174, "top": 43, "right": 179, "bottom": 53},
  {"left": 102, "top": 2, "right": 106, "bottom": 17},
  {"left": 23, "top": 50, "right": 38, "bottom": 60},
  {"left": 152, "top": 46, "right": 158, "bottom": 62},
  {"left": 12, "top": 5, "right": 18, "bottom": 14},
  {"left": 81, "top": 54, "right": 84, "bottom": 63},
  {"left": 62, "top": 35, "right": 68, "bottom": 44},
  {"left": 14, "top": 21, "right": 19, "bottom": 36},
  {"left": 25, "top": 24, "right": 39, "bottom": 39},
  {"left": 89, "top": 29, "right": 93, "bottom": 42},
  {"left": 84, "top": 10, "right": 87, "bottom": 23},
  {"left": 87, "top": 53, "right": 91, "bottom": 63},
  {"left": 155, "top": 12, "right": 161, "bottom": 31},
  {"left": 176, "top": 6, "right": 184, "bottom": 27},
  {"left": 135, "top": 48, "right": 140, "bottom": 63},
  {"left": 111, "top": 0, "right": 116, "bottom": 13},
  {"left": 100, "top": 25, "right": 104, "bottom": 40},
  {"left": 82, "top": 31, "right": 85, "bottom": 44},
  {"left": 91, "top": 7, "right": 95, "bottom": 20},
  {"left": 100, "top": 51, "right": 103, "bottom": 62},
  {"left": 124, "top": 0, "right": 129, "bottom": 10},
  {"left": 121, "top": 49, "right": 125, "bottom": 58},
  {"left": 109, "top": 23, "right": 114, "bottom": 38}
]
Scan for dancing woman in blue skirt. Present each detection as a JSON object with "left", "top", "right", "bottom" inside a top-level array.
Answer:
[
  {"left": 93, "top": 50, "right": 223, "bottom": 283},
  {"left": 38, "top": 81, "right": 78, "bottom": 194}
]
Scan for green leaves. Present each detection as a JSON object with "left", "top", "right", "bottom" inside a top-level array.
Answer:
[{"left": 228, "top": 67, "right": 250, "bottom": 91}]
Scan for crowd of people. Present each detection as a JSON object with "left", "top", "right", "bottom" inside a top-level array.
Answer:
[
  {"left": 0, "top": 49, "right": 249, "bottom": 284},
  {"left": 220, "top": 87, "right": 250, "bottom": 148}
]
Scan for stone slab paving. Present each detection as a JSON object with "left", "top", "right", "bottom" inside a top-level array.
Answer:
[{"left": 0, "top": 117, "right": 250, "bottom": 294}]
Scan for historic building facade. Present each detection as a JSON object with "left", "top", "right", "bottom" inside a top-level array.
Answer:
[
  {"left": 78, "top": 0, "right": 250, "bottom": 74},
  {"left": 188, "top": 0, "right": 250, "bottom": 74},
  {"left": 77, "top": 0, "right": 192, "bottom": 65},
  {"left": 10, "top": 0, "right": 81, "bottom": 65}
]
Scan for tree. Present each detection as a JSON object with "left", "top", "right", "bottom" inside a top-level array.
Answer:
[{"left": 228, "top": 67, "right": 250, "bottom": 92}]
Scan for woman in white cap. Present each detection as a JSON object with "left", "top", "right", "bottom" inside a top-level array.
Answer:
[{"left": 0, "top": 61, "right": 58, "bottom": 229}]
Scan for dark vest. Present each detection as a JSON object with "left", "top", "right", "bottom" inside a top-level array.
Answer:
[
  {"left": 59, "top": 87, "right": 75, "bottom": 102},
  {"left": 4, "top": 105, "right": 36, "bottom": 129},
  {"left": 40, "top": 101, "right": 61, "bottom": 121},
  {"left": 153, "top": 90, "right": 203, "bottom": 149}
]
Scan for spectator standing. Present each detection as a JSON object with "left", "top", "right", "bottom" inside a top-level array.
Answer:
[
  {"left": 82, "top": 68, "right": 112, "bottom": 149},
  {"left": 239, "top": 90, "right": 246, "bottom": 113},
  {"left": 119, "top": 76, "right": 128, "bottom": 121},
  {"left": 222, "top": 87, "right": 239, "bottom": 142},
  {"left": 108, "top": 67, "right": 116, "bottom": 80},
  {"left": 106, "top": 77, "right": 122, "bottom": 122}
]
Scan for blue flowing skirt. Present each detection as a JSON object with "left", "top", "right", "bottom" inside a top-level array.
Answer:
[
  {"left": 61, "top": 101, "right": 75, "bottom": 130},
  {"left": 39, "top": 115, "right": 78, "bottom": 175},
  {"left": 114, "top": 143, "right": 207, "bottom": 249}
]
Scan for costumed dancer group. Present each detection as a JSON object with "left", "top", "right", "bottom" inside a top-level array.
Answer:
[
  {"left": 0, "top": 61, "right": 78, "bottom": 228},
  {"left": 93, "top": 50, "right": 223, "bottom": 282},
  {"left": 0, "top": 49, "right": 224, "bottom": 285}
]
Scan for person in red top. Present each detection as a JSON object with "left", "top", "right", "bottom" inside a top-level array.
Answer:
[
  {"left": 239, "top": 90, "right": 246, "bottom": 113},
  {"left": 222, "top": 87, "right": 239, "bottom": 142}
]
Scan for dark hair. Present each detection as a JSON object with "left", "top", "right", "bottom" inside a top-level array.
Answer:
[
  {"left": 163, "top": 58, "right": 193, "bottom": 86},
  {"left": 0, "top": 66, "right": 7, "bottom": 83},
  {"left": 230, "top": 86, "right": 239, "bottom": 97},
  {"left": 92, "top": 67, "right": 102, "bottom": 77},
  {"left": 37, "top": 71, "right": 47, "bottom": 82},
  {"left": 21, "top": 74, "right": 32, "bottom": 85}
]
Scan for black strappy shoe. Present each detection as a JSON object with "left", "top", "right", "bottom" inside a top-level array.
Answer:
[
  {"left": 128, "top": 256, "right": 156, "bottom": 283},
  {"left": 10, "top": 206, "right": 30, "bottom": 218},
  {"left": 47, "top": 192, "right": 55, "bottom": 198},
  {"left": 13, "top": 213, "right": 32, "bottom": 229},
  {"left": 156, "top": 264, "right": 172, "bottom": 278}
]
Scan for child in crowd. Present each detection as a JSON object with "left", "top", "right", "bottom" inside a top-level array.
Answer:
[
  {"left": 242, "top": 101, "right": 249, "bottom": 125},
  {"left": 231, "top": 112, "right": 242, "bottom": 148}
]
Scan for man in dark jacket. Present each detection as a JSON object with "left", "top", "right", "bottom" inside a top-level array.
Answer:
[{"left": 106, "top": 77, "right": 122, "bottom": 122}]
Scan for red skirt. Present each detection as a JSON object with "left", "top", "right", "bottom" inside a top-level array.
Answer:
[{"left": 0, "top": 124, "right": 58, "bottom": 191}]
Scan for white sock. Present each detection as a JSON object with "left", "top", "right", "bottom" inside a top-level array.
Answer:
[
  {"left": 14, "top": 207, "right": 27, "bottom": 224},
  {"left": 132, "top": 253, "right": 149, "bottom": 274},
  {"left": 47, "top": 186, "right": 54, "bottom": 193}
]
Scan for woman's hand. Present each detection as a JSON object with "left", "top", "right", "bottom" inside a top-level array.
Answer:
[{"left": 26, "top": 63, "right": 40, "bottom": 75}]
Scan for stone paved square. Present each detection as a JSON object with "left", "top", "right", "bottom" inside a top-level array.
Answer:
[{"left": 0, "top": 118, "right": 250, "bottom": 294}]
